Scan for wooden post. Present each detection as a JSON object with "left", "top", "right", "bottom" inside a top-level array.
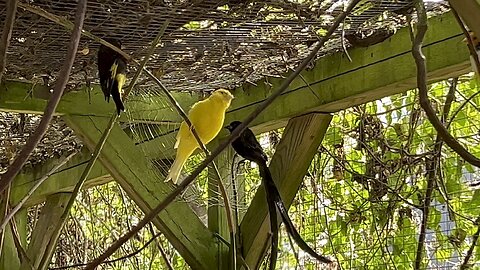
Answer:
[
  {"left": 20, "top": 192, "right": 71, "bottom": 270},
  {"left": 65, "top": 115, "right": 218, "bottom": 270},
  {"left": 0, "top": 207, "right": 27, "bottom": 270},
  {"left": 239, "top": 113, "right": 332, "bottom": 269},
  {"left": 208, "top": 147, "right": 234, "bottom": 270}
]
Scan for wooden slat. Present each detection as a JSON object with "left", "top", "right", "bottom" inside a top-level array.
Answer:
[
  {"left": 239, "top": 113, "right": 332, "bottom": 269},
  {"left": 208, "top": 147, "right": 234, "bottom": 270},
  {"left": 20, "top": 193, "right": 71, "bottom": 270},
  {"left": 11, "top": 147, "right": 111, "bottom": 207},
  {"left": 0, "top": 207, "right": 27, "bottom": 270},
  {"left": 64, "top": 115, "right": 217, "bottom": 270}
]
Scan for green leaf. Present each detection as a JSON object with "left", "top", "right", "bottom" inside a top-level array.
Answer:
[{"left": 427, "top": 207, "right": 441, "bottom": 230}]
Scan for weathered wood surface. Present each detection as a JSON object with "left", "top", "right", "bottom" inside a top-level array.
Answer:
[{"left": 20, "top": 193, "right": 71, "bottom": 270}]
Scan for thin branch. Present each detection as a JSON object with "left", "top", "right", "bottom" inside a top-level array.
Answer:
[
  {"left": 460, "top": 218, "right": 480, "bottom": 270},
  {"left": 0, "top": 0, "right": 86, "bottom": 194},
  {"left": 9, "top": 217, "right": 34, "bottom": 270},
  {"left": 38, "top": 22, "right": 169, "bottom": 270},
  {"left": 148, "top": 224, "right": 174, "bottom": 270},
  {"left": 144, "top": 59, "right": 236, "bottom": 263},
  {"left": 0, "top": 151, "right": 78, "bottom": 233},
  {"left": 0, "top": 0, "right": 18, "bottom": 82},
  {"left": 411, "top": 2, "right": 480, "bottom": 168},
  {"left": 0, "top": 184, "right": 10, "bottom": 256},
  {"left": 49, "top": 232, "right": 162, "bottom": 269},
  {"left": 411, "top": 2, "right": 447, "bottom": 267},
  {"left": 84, "top": 1, "right": 361, "bottom": 268}
]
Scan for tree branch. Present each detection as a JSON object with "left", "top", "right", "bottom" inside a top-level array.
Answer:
[
  {"left": 49, "top": 231, "right": 162, "bottom": 269},
  {"left": 0, "top": 0, "right": 86, "bottom": 194},
  {"left": 0, "top": 0, "right": 18, "bottom": 82},
  {"left": 412, "top": 1, "right": 480, "bottom": 168},
  {"left": 412, "top": 2, "right": 454, "bottom": 267},
  {"left": 84, "top": 1, "right": 361, "bottom": 268},
  {"left": 460, "top": 218, "right": 480, "bottom": 270}
]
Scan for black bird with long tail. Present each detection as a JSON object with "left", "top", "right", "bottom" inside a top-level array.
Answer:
[
  {"left": 97, "top": 38, "right": 127, "bottom": 115},
  {"left": 225, "top": 121, "right": 332, "bottom": 270}
]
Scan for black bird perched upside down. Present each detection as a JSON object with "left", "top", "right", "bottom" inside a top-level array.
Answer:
[
  {"left": 225, "top": 121, "right": 332, "bottom": 270},
  {"left": 97, "top": 38, "right": 127, "bottom": 115}
]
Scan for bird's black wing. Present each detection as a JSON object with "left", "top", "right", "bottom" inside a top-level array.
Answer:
[
  {"left": 97, "top": 45, "right": 116, "bottom": 102},
  {"left": 244, "top": 128, "right": 268, "bottom": 162},
  {"left": 232, "top": 128, "right": 267, "bottom": 164}
]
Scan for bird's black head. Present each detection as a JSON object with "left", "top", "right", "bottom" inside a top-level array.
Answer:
[
  {"left": 225, "top": 121, "right": 242, "bottom": 133},
  {"left": 103, "top": 38, "right": 122, "bottom": 48}
]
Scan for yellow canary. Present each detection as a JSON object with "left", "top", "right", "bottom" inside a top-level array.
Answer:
[{"left": 165, "top": 89, "right": 234, "bottom": 184}]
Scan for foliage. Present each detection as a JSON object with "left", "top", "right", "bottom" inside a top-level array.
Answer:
[{"left": 271, "top": 74, "right": 480, "bottom": 269}]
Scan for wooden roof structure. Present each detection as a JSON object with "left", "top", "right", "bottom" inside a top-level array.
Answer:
[{"left": 1, "top": 0, "right": 480, "bottom": 269}]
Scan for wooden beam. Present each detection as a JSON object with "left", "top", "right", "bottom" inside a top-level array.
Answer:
[
  {"left": 448, "top": 0, "right": 480, "bottom": 38},
  {"left": 11, "top": 147, "right": 111, "bottom": 207},
  {"left": 20, "top": 193, "right": 71, "bottom": 270},
  {"left": 0, "top": 80, "right": 196, "bottom": 123},
  {"left": 208, "top": 147, "right": 234, "bottom": 270},
  {"left": 64, "top": 115, "right": 217, "bottom": 270},
  {"left": 89, "top": 10, "right": 473, "bottom": 156},
  {"left": 239, "top": 113, "right": 332, "bottom": 269},
  {"left": 0, "top": 208, "right": 27, "bottom": 270}
]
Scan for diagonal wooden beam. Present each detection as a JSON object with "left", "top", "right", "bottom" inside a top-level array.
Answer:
[
  {"left": 64, "top": 115, "right": 217, "bottom": 270},
  {"left": 0, "top": 207, "right": 27, "bottom": 270},
  {"left": 239, "top": 113, "right": 332, "bottom": 269},
  {"left": 11, "top": 147, "right": 111, "bottom": 207}
]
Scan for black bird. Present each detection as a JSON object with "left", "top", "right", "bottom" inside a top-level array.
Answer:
[
  {"left": 225, "top": 121, "right": 332, "bottom": 269},
  {"left": 97, "top": 38, "right": 127, "bottom": 115}
]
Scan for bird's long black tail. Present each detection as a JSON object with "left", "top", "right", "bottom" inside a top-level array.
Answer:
[
  {"left": 258, "top": 161, "right": 332, "bottom": 266},
  {"left": 263, "top": 177, "right": 278, "bottom": 270}
]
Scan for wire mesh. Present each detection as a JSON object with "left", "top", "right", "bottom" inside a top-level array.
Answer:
[
  {"left": 0, "top": 113, "right": 82, "bottom": 173},
  {"left": 260, "top": 74, "right": 480, "bottom": 269},
  {"left": 0, "top": 0, "right": 448, "bottom": 93}
]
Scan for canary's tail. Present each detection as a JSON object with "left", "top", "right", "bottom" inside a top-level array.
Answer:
[{"left": 165, "top": 157, "right": 186, "bottom": 184}]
